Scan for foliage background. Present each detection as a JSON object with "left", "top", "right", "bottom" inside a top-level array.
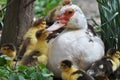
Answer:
[
  {"left": 0, "top": 0, "right": 7, "bottom": 30},
  {"left": 34, "top": 0, "right": 61, "bottom": 17},
  {"left": 0, "top": 55, "right": 53, "bottom": 80}
]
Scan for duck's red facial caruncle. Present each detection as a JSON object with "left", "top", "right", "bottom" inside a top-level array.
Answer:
[
  {"left": 57, "top": 8, "right": 75, "bottom": 25},
  {"left": 47, "top": 8, "right": 75, "bottom": 32}
]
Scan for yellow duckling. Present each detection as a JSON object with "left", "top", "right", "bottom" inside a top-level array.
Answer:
[
  {"left": 1, "top": 43, "right": 16, "bottom": 67},
  {"left": 59, "top": 60, "right": 94, "bottom": 80},
  {"left": 35, "top": 29, "right": 49, "bottom": 65},
  {"left": 87, "top": 48, "right": 120, "bottom": 80},
  {"left": 18, "top": 50, "right": 40, "bottom": 66},
  {"left": 17, "top": 18, "right": 46, "bottom": 59},
  {"left": 18, "top": 29, "right": 49, "bottom": 66}
]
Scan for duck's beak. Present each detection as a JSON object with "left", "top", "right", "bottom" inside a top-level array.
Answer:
[{"left": 46, "top": 20, "right": 66, "bottom": 33}]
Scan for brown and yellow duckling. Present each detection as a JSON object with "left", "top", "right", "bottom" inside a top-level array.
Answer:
[
  {"left": 35, "top": 29, "right": 49, "bottom": 65},
  {"left": 17, "top": 18, "right": 46, "bottom": 59},
  {"left": 87, "top": 48, "right": 120, "bottom": 80},
  {"left": 19, "top": 29, "right": 49, "bottom": 66},
  {"left": 18, "top": 50, "right": 40, "bottom": 66},
  {"left": 59, "top": 60, "right": 94, "bottom": 80},
  {"left": 0, "top": 43, "right": 16, "bottom": 67}
]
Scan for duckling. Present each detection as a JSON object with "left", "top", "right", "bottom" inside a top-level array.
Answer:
[
  {"left": 18, "top": 50, "right": 40, "bottom": 66},
  {"left": 19, "top": 29, "right": 49, "bottom": 66},
  {"left": 1, "top": 43, "right": 16, "bottom": 60},
  {"left": 0, "top": 43, "right": 16, "bottom": 67},
  {"left": 17, "top": 18, "right": 46, "bottom": 59},
  {"left": 107, "top": 49, "right": 120, "bottom": 80},
  {"left": 59, "top": 60, "right": 94, "bottom": 80},
  {"left": 106, "top": 48, "right": 117, "bottom": 57},
  {"left": 87, "top": 48, "right": 120, "bottom": 80},
  {"left": 35, "top": 29, "right": 49, "bottom": 65}
]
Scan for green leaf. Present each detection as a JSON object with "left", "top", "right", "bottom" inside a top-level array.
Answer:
[
  {"left": 9, "top": 73, "right": 18, "bottom": 80},
  {"left": 0, "top": 55, "right": 12, "bottom": 60},
  {"left": 97, "top": 0, "right": 120, "bottom": 51},
  {"left": 34, "top": 0, "right": 61, "bottom": 17},
  {"left": 18, "top": 75, "right": 25, "bottom": 80},
  {"left": 17, "top": 65, "right": 28, "bottom": 71}
]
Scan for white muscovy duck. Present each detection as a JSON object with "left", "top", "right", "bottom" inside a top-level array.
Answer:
[{"left": 46, "top": 3, "right": 105, "bottom": 77}]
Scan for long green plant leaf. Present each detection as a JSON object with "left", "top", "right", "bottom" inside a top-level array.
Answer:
[{"left": 97, "top": 0, "right": 120, "bottom": 51}]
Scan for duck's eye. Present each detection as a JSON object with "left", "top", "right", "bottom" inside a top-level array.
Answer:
[
  {"left": 68, "top": 11, "right": 73, "bottom": 14},
  {"left": 56, "top": 21, "right": 60, "bottom": 24}
]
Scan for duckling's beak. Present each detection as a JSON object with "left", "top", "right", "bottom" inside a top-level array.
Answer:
[{"left": 46, "top": 20, "right": 65, "bottom": 33}]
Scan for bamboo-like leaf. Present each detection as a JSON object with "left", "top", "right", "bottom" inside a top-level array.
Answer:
[
  {"left": 101, "top": 12, "right": 118, "bottom": 26},
  {"left": 97, "top": 0, "right": 120, "bottom": 51}
]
